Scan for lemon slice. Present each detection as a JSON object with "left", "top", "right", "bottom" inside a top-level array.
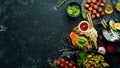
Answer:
[
  {"left": 105, "top": 4, "right": 113, "bottom": 14},
  {"left": 114, "top": 23, "right": 120, "bottom": 30},
  {"left": 115, "top": 2, "right": 120, "bottom": 11}
]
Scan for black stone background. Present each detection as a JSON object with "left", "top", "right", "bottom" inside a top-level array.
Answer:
[{"left": 0, "top": 0, "right": 120, "bottom": 68}]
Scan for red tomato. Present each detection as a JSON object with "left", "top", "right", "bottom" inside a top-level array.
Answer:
[
  {"left": 55, "top": 60, "right": 61, "bottom": 66},
  {"left": 64, "top": 66, "right": 68, "bottom": 68},
  {"left": 69, "top": 63, "right": 73, "bottom": 67},
  {"left": 60, "top": 63, "right": 65, "bottom": 67},
  {"left": 65, "top": 61, "right": 69, "bottom": 65},
  {"left": 60, "top": 58, "right": 65, "bottom": 63},
  {"left": 73, "top": 66, "right": 76, "bottom": 68}
]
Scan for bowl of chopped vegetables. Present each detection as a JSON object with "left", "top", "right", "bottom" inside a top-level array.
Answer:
[
  {"left": 69, "top": 31, "right": 96, "bottom": 50},
  {"left": 76, "top": 50, "right": 111, "bottom": 68},
  {"left": 67, "top": 2, "right": 81, "bottom": 18}
]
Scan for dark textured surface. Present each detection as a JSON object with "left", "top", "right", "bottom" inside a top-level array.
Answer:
[
  {"left": 0, "top": 0, "right": 120, "bottom": 68},
  {"left": 0, "top": 0, "right": 82, "bottom": 68}
]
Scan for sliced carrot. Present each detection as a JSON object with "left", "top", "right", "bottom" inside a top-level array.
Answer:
[{"left": 69, "top": 32, "right": 79, "bottom": 46}]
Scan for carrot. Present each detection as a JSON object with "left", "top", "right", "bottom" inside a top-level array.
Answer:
[{"left": 69, "top": 32, "right": 79, "bottom": 46}]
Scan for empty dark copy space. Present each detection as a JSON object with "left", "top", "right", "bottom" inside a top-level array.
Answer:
[
  {"left": 0, "top": 0, "right": 120, "bottom": 68},
  {"left": 0, "top": 0, "right": 81, "bottom": 68}
]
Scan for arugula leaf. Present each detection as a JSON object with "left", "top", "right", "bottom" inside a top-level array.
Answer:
[
  {"left": 82, "top": 7, "right": 88, "bottom": 19},
  {"left": 82, "top": 7, "right": 88, "bottom": 13},
  {"left": 48, "top": 62, "right": 57, "bottom": 68},
  {"left": 114, "top": 19, "right": 120, "bottom": 23},
  {"left": 77, "top": 51, "right": 87, "bottom": 68},
  {"left": 109, "top": 25, "right": 118, "bottom": 32},
  {"left": 79, "top": 51, "right": 87, "bottom": 59}
]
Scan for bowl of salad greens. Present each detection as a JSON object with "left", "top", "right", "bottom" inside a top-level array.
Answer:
[
  {"left": 76, "top": 50, "right": 111, "bottom": 68},
  {"left": 67, "top": 2, "right": 81, "bottom": 18}
]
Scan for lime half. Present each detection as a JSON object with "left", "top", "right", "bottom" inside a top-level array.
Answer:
[{"left": 116, "top": 2, "right": 120, "bottom": 11}]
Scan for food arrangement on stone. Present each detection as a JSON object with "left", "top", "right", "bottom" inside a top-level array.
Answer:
[{"left": 49, "top": 0, "right": 120, "bottom": 68}]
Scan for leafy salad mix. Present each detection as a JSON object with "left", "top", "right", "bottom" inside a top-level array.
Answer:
[{"left": 77, "top": 51, "right": 109, "bottom": 68}]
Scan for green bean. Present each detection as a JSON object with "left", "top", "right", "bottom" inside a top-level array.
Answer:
[{"left": 54, "top": 0, "right": 66, "bottom": 10}]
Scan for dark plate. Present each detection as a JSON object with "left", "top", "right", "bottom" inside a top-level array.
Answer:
[
  {"left": 102, "top": 20, "right": 120, "bottom": 42},
  {"left": 76, "top": 50, "right": 112, "bottom": 68}
]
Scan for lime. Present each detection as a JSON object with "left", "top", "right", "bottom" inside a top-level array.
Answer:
[
  {"left": 105, "top": 4, "right": 113, "bottom": 14},
  {"left": 115, "top": 2, "right": 120, "bottom": 11}
]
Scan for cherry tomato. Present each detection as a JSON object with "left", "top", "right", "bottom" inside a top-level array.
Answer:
[
  {"left": 60, "top": 63, "right": 65, "bottom": 67},
  {"left": 64, "top": 66, "right": 68, "bottom": 68},
  {"left": 69, "top": 63, "right": 73, "bottom": 67},
  {"left": 60, "top": 58, "right": 65, "bottom": 63},
  {"left": 73, "top": 66, "right": 76, "bottom": 68},
  {"left": 65, "top": 61, "right": 69, "bottom": 65},
  {"left": 55, "top": 60, "right": 61, "bottom": 66}
]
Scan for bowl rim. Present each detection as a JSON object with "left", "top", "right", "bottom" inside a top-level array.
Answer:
[{"left": 66, "top": 2, "right": 81, "bottom": 18}]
